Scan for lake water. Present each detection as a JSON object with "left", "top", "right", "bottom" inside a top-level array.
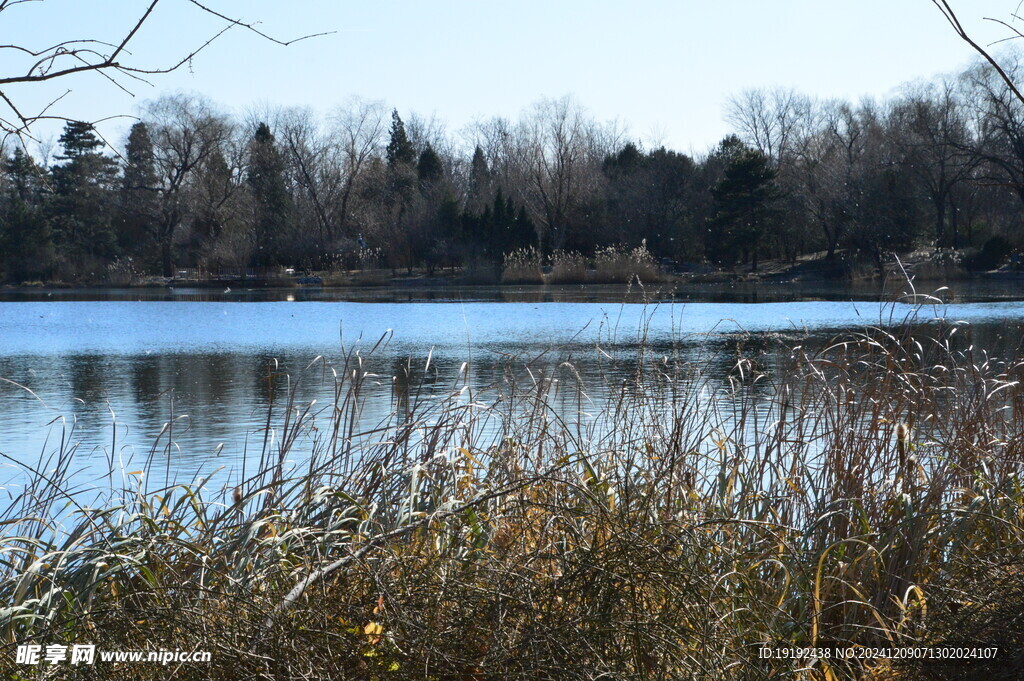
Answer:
[{"left": 1, "top": 283, "right": 1022, "bottom": 490}]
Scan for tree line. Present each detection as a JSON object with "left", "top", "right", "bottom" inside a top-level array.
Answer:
[{"left": 4, "top": 55, "right": 1024, "bottom": 284}]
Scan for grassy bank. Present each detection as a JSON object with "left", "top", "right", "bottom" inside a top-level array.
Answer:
[{"left": 1, "top": 316, "right": 1023, "bottom": 680}]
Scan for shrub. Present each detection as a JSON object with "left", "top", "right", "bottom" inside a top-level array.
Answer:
[
  {"left": 965, "top": 235, "right": 1014, "bottom": 271},
  {"left": 105, "top": 256, "right": 142, "bottom": 286}
]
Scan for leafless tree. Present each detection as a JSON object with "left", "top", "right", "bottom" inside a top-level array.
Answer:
[
  {"left": 276, "top": 108, "right": 341, "bottom": 248},
  {"left": 330, "top": 98, "right": 388, "bottom": 241},
  {"left": 961, "top": 55, "right": 1024, "bottom": 206},
  {"left": 726, "top": 87, "right": 813, "bottom": 169},
  {"left": 890, "top": 79, "right": 978, "bottom": 247},
  {"left": 0, "top": 0, "right": 326, "bottom": 142},
  {"left": 510, "top": 96, "right": 619, "bottom": 251},
  {"left": 144, "top": 94, "right": 233, "bottom": 277},
  {"left": 788, "top": 101, "right": 847, "bottom": 260}
]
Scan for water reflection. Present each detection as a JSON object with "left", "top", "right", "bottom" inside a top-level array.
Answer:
[
  {"left": 3, "top": 278, "right": 1022, "bottom": 304},
  {"left": 0, "top": 294, "right": 1022, "bottom": 490}
]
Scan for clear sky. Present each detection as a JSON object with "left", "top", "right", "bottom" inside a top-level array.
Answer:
[{"left": 1, "top": 0, "right": 1015, "bottom": 155}]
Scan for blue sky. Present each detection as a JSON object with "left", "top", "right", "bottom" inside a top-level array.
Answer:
[{"left": 1, "top": 1, "right": 1014, "bottom": 154}]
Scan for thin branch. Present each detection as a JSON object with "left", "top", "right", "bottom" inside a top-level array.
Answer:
[
  {"left": 0, "top": 1, "right": 331, "bottom": 139},
  {"left": 186, "top": 0, "right": 335, "bottom": 47},
  {"left": 931, "top": 0, "right": 1024, "bottom": 105},
  {"left": 108, "top": 0, "right": 161, "bottom": 64}
]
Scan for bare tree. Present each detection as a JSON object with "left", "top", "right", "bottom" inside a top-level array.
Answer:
[
  {"left": 789, "top": 101, "right": 846, "bottom": 260},
  {"left": 144, "top": 94, "right": 233, "bottom": 277},
  {"left": 330, "top": 98, "right": 388, "bottom": 241},
  {"left": 277, "top": 108, "right": 342, "bottom": 250},
  {"left": 962, "top": 55, "right": 1024, "bottom": 206},
  {"left": 0, "top": 0, "right": 326, "bottom": 142},
  {"left": 510, "top": 96, "right": 618, "bottom": 251},
  {"left": 890, "top": 79, "right": 978, "bottom": 247},
  {"left": 726, "top": 87, "right": 813, "bottom": 169}
]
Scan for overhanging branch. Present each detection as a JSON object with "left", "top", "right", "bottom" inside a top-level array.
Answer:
[{"left": 0, "top": 0, "right": 332, "bottom": 141}]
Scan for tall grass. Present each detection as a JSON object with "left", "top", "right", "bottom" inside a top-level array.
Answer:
[
  {"left": 1, "top": 312, "right": 1023, "bottom": 679},
  {"left": 547, "top": 250, "right": 589, "bottom": 283},
  {"left": 591, "top": 244, "right": 663, "bottom": 284},
  {"left": 500, "top": 247, "right": 544, "bottom": 284}
]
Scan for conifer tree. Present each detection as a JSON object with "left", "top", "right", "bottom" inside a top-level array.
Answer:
[
  {"left": 120, "top": 122, "right": 159, "bottom": 254},
  {"left": 1, "top": 148, "right": 54, "bottom": 281},
  {"left": 248, "top": 122, "right": 292, "bottom": 267},
  {"left": 50, "top": 121, "right": 120, "bottom": 267},
  {"left": 467, "top": 145, "right": 492, "bottom": 214},
  {"left": 385, "top": 109, "right": 415, "bottom": 168},
  {"left": 417, "top": 143, "right": 443, "bottom": 185},
  {"left": 707, "top": 136, "right": 781, "bottom": 271}
]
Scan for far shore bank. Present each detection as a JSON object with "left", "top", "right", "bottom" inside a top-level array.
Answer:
[{"left": 4, "top": 248, "right": 1023, "bottom": 298}]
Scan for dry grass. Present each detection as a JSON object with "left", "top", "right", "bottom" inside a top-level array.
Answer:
[
  {"left": 546, "top": 250, "right": 589, "bottom": 284},
  {"left": 591, "top": 244, "right": 663, "bottom": 284},
  {"left": 1, "top": 305, "right": 1023, "bottom": 679},
  {"left": 500, "top": 248, "right": 544, "bottom": 284}
]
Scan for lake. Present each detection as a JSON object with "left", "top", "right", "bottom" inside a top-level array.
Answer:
[{"left": 1, "top": 283, "right": 1022, "bottom": 490}]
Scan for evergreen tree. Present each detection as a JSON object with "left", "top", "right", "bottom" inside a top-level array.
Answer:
[
  {"left": 707, "top": 136, "right": 781, "bottom": 271},
  {"left": 120, "top": 122, "right": 158, "bottom": 255},
  {"left": 385, "top": 109, "right": 415, "bottom": 168},
  {"left": 1, "top": 149, "right": 54, "bottom": 281},
  {"left": 50, "top": 121, "right": 119, "bottom": 267},
  {"left": 459, "top": 186, "right": 535, "bottom": 258},
  {"left": 467, "top": 145, "right": 492, "bottom": 214},
  {"left": 248, "top": 122, "right": 292, "bottom": 268},
  {"left": 487, "top": 187, "right": 510, "bottom": 255},
  {"left": 514, "top": 206, "right": 536, "bottom": 251},
  {"left": 438, "top": 197, "right": 462, "bottom": 242},
  {"left": 603, "top": 141, "right": 642, "bottom": 174},
  {"left": 382, "top": 111, "right": 419, "bottom": 271},
  {"left": 57, "top": 120, "right": 105, "bottom": 159},
  {"left": 417, "top": 143, "right": 443, "bottom": 185}
]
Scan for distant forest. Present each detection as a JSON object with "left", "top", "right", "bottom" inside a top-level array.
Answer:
[{"left": 3, "top": 55, "right": 1024, "bottom": 284}]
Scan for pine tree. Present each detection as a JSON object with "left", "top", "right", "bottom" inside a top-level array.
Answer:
[
  {"left": 707, "top": 136, "right": 781, "bottom": 271},
  {"left": 491, "top": 188, "right": 515, "bottom": 255},
  {"left": 386, "top": 109, "right": 415, "bottom": 168},
  {"left": 120, "top": 122, "right": 158, "bottom": 255},
  {"left": 513, "top": 206, "right": 536, "bottom": 251},
  {"left": 417, "top": 143, "right": 443, "bottom": 185},
  {"left": 1, "top": 148, "right": 54, "bottom": 282},
  {"left": 56, "top": 121, "right": 105, "bottom": 160},
  {"left": 247, "top": 122, "right": 292, "bottom": 268},
  {"left": 50, "top": 121, "right": 119, "bottom": 267}
]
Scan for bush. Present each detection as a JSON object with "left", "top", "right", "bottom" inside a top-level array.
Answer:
[
  {"left": 965, "top": 235, "right": 1014, "bottom": 271},
  {"left": 105, "top": 256, "right": 142, "bottom": 286}
]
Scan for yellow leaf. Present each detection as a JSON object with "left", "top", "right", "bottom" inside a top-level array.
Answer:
[{"left": 364, "top": 621, "right": 384, "bottom": 644}]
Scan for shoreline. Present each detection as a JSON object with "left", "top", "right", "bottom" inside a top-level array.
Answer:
[{"left": 6, "top": 248, "right": 1023, "bottom": 293}]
